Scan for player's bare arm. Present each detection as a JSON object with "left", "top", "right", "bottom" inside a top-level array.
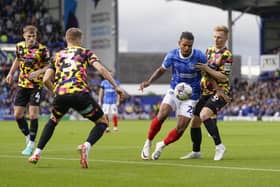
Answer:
[
  {"left": 5, "top": 57, "right": 20, "bottom": 85},
  {"left": 195, "top": 63, "right": 227, "bottom": 82},
  {"left": 116, "top": 94, "right": 121, "bottom": 106},
  {"left": 139, "top": 67, "right": 166, "bottom": 92},
  {"left": 43, "top": 68, "right": 55, "bottom": 92}
]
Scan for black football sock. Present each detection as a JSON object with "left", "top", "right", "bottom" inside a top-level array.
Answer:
[
  {"left": 203, "top": 118, "right": 221, "bottom": 145},
  {"left": 16, "top": 117, "right": 29, "bottom": 136},
  {"left": 29, "top": 119, "right": 38, "bottom": 142},
  {"left": 86, "top": 123, "right": 107, "bottom": 145},
  {"left": 37, "top": 119, "right": 57, "bottom": 150},
  {"left": 191, "top": 127, "right": 202, "bottom": 152}
]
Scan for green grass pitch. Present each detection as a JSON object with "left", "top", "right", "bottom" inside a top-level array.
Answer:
[{"left": 1, "top": 119, "right": 280, "bottom": 187}]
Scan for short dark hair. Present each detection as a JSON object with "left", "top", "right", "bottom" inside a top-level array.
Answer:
[{"left": 180, "top": 31, "right": 194, "bottom": 41}]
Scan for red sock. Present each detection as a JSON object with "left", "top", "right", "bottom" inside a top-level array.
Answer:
[
  {"left": 147, "top": 117, "right": 163, "bottom": 140},
  {"left": 112, "top": 115, "right": 118, "bottom": 127},
  {"left": 163, "top": 128, "right": 183, "bottom": 145}
]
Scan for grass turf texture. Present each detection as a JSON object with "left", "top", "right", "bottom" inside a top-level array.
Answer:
[{"left": 1, "top": 120, "right": 280, "bottom": 187}]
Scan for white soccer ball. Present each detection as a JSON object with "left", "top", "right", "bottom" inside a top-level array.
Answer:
[{"left": 174, "top": 82, "right": 192, "bottom": 101}]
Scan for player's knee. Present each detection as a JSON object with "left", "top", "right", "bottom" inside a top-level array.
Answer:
[
  {"left": 157, "top": 111, "right": 169, "bottom": 122},
  {"left": 49, "top": 114, "right": 60, "bottom": 124},
  {"left": 200, "top": 113, "right": 209, "bottom": 122},
  {"left": 14, "top": 113, "right": 24, "bottom": 119},
  {"left": 96, "top": 115, "right": 109, "bottom": 125},
  {"left": 191, "top": 116, "right": 202, "bottom": 128},
  {"left": 29, "top": 114, "right": 38, "bottom": 120}
]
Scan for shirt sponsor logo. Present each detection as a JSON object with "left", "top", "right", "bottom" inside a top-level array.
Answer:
[
  {"left": 224, "top": 62, "right": 231, "bottom": 71},
  {"left": 179, "top": 72, "right": 197, "bottom": 78}
]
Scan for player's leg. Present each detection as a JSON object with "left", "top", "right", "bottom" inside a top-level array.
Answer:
[
  {"left": 141, "top": 90, "right": 175, "bottom": 160},
  {"left": 201, "top": 94, "right": 227, "bottom": 160},
  {"left": 152, "top": 115, "right": 191, "bottom": 160},
  {"left": 102, "top": 104, "right": 110, "bottom": 132},
  {"left": 180, "top": 116, "right": 203, "bottom": 159},
  {"left": 28, "top": 115, "right": 61, "bottom": 164},
  {"left": 13, "top": 87, "right": 31, "bottom": 154},
  {"left": 111, "top": 104, "right": 119, "bottom": 132},
  {"left": 28, "top": 95, "right": 68, "bottom": 164},
  {"left": 21, "top": 105, "right": 39, "bottom": 155},
  {"left": 200, "top": 108, "right": 221, "bottom": 144},
  {"left": 141, "top": 103, "right": 173, "bottom": 160},
  {"left": 151, "top": 99, "right": 196, "bottom": 160},
  {"left": 180, "top": 96, "right": 207, "bottom": 159},
  {"left": 22, "top": 89, "right": 42, "bottom": 155},
  {"left": 14, "top": 106, "right": 29, "bottom": 141},
  {"left": 104, "top": 115, "right": 110, "bottom": 132},
  {"left": 77, "top": 93, "right": 107, "bottom": 168}
]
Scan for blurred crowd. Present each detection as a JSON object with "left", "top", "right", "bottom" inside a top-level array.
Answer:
[
  {"left": 0, "top": 0, "right": 65, "bottom": 52},
  {"left": 221, "top": 76, "right": 280, "bottom": 118}
]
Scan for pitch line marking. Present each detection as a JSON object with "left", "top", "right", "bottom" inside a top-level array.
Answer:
[{"left": 1, "top": 154, "right": 280, "bottom": 173}]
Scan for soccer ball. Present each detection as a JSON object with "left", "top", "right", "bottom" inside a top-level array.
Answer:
[{"left": 174, "top": 82, "right": 192, "bottom": 101}]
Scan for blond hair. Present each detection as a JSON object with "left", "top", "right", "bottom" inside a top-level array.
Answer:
[
  {"left": 65, "top": 27, "right": 83, "bottom": 43},
  {"left": 23, "top": 25, "right": 38, "bottom": 34},
  {"left": 214, "top": 25, "right": 229, "bottom": 37}
]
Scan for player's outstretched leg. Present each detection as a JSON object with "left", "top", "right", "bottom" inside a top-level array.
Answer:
[{"left": 28, "top": 119, "right": 57, "bottom": 164}]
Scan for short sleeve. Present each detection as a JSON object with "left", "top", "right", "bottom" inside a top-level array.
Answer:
[
  {"left": 221, "top": 50, "right": 233, "bottom": 75},
  {"left": 87, "top": 49, "right": 101, "bottom": 66},
  {"left": 162, "top": 52, "right": 173, "bottom": 69}
]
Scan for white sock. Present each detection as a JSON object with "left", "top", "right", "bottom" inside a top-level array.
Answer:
[
  {"left": 146, "top": 139, "right": 152, "bottom": 144},
  {"left": 84, "top": 142, "right": 91, "bottom": 152},
  {"left": 33, "top": 148, "right": 42, "bottom": 155},
  {"left": 216, "top": 143, "right": 224, "bottom": 149},
  {"left": 25, "top": 135, "right": 30, "bottom": 145},
  {"left": 27, "top": 141, "right": 35, "bottom": 148},
  {"left": 158, "top": 141, "right": 166, "bottom": 148}
]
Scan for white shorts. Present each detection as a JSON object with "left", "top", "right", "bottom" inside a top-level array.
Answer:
[
  {"left": 162, "top": 89, "right": 198, "bottom": 118},
  {"left": 102, "top": 104, "right": 118, "bottom": 116}
]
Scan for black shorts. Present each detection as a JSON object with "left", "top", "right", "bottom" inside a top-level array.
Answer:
[
  {"left": 14, "top": 86, "right": 42, "bottom": 107},
  {"left": 193, "top": 94, "right": 227, "bottom": 116},
  {"left": 52, "top": 92, "right": 104, "bottom": 122}
]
